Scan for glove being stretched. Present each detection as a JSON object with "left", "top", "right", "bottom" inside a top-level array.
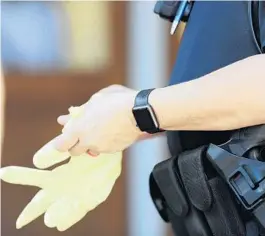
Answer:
[{"left": 0, "top": 106, "right": 123, "bottom": 231}]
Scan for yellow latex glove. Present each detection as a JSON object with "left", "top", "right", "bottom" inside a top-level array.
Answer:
[
  {"left": 32, "top": 106, "right": 85, "bottom": 170},
  {"left": 0, "top": 106, "right": 123, "bottom": 231}
]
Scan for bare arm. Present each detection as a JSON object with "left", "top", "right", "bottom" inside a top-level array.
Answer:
[
  {"left": 149, "top": 55, "right": 265, "bottom": 131},
  {"left": 54, "top": 55, "right": 265, "bottom": 155}
]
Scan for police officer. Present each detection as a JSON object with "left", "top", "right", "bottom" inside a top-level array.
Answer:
[
  {"left": 53, "top": 1, "right": 265, "bottom": 235},
  {"left": 54, "top": 1, "right": 265, "bottom": 160}
]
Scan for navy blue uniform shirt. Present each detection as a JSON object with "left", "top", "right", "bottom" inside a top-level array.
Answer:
[{"left": 167, "top": 1, "right": 265, "bottom": 156}]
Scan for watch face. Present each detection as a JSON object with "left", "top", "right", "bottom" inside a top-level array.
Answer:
[{"left": 132, "top": 106, "right": 158, "bottom": 132}]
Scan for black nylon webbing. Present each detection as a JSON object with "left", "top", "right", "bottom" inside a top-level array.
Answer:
[{"left": 178, "top": 147, "right": 246, "bottom": 236}]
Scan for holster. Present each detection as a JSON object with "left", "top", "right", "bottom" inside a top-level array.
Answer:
[{"left": 149, "top": 125, "right": 265, "bottom": 236}]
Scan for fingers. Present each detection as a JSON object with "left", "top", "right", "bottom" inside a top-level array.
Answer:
[
  {"left": 53, "top": 131, "right": 79, "bottom": 153},
  {"left": 57, "top": 115, "right": 70, "bottom": 126},
  {"left": 33, "top": 136, "right": 70, "bottom": 169},
  {"left": 57, "top": 106, "right": 83, "bottom": 126},
  {"left": 57, "top": 104, "right": 84, "bottom": 126},
  {"left": 16, "top": 190, "right": 55, "bottom": 229},
  {"left": 0, "top": 166, "right": 48, "bottom": 188},
  {"left": 68, "top": 140, "right": 88, "bottom": 156},
  {"left": 14, "top": 151, "right": 122, "bottom": 230},
  {"left": 44, "top": 198, "right": 71, "bottom": 228},
  {"left": 56, "top": 201, "right": 88, "bottom": 232},
  {"left": 59, "top": 133, "right": 100, "bottom": 157},
  {"left": 54, "top": 105, "right": 84, "bottom": 153},
  {"left": 68, "top": 106, "right": 85, "bottom": 118},
  {"left": 55, "top": 87, "right": 127, "bottom": 154},
  {"left": 68, "top": 141, "right": 100, "bottom": 157},
  {"left": 44, "top": 197, "right": 88, "bottom": 231}
]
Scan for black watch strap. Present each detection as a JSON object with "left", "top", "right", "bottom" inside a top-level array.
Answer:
[
  {"left": 134, "top": 88, "right": 156, "bottom": 107},
  {"left": 133, "top": 88, "right": 164, "bottom": 134}
]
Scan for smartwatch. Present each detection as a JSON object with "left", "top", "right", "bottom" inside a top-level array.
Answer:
[{"left": 132, "top": 88, "right": 164, "bottom": 134}]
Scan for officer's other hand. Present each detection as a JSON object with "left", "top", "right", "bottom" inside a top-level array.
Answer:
[{"left": 55, "top": 85, "right": 145, "bottom": 156}]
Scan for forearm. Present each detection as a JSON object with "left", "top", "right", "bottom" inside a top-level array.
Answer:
[{"left": 149, "top": 55, "right": 265, "bottom": 131}]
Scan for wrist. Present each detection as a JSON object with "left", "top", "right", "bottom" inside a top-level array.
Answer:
[
  {"left": 148, "top": 87, "right": 167, "bottom": 130},
  {"left": 127, "top": 91, "right": 144, "bottom": 136},
  {"left": 131, "top": 88, "right": 165, "bottom": 134}
]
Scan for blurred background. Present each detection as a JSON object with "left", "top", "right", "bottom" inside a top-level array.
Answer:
[{"left": 1, "top": 1, "right": 184, "bottom": 236}]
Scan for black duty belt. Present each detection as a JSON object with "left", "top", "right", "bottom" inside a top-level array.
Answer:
[{"left": 150, "top": 125, "right": 265, "bottom": 236}]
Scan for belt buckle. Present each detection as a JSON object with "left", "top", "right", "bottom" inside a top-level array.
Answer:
[{"left": 207, "top": 143, "right": 265, "bottom": 227}]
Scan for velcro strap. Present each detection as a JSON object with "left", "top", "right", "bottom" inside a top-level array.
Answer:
[
  {"left": 151, "top": 157, "right": 189, "bottom": 217},
  {"left": 178, "top": 146, "right": 213, "bottom": 211},
  {"left": 204, "top": 177, "right": 245, "bottom": 236},
  {"left": 178, "top": 146, "right": 246, "bottom": 236}
]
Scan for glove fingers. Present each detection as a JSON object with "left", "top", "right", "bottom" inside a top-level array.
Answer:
[
  {"left": 44, "top": 197, "right": 72, "bottom": 228},
  {"left": 0, "top": 166, "right": 48, "bottom": 187},
  {"left": 51, "top": 177, "right": 119, "bottom": 232},
  {"left": 34, "top": 105, "right": 83, "bottom": 169},
  {"left": 33, "top": 137, "right": 70, "bottom": 169},
  {"left": 56, "top": 200, "right": 88, "bottom": 232},
  {"left": 16, "top": 190, "right": 55, "bottom": 229},
  {"left": 44, "top": 197, "right": 88, "bottom": 230}
]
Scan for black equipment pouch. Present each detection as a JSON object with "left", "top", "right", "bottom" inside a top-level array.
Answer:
[{"left": 150, "top": 125, "right": 265, "bottom": 236}]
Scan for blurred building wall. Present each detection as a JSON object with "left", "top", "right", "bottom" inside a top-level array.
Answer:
[
  {"left": 63, "top": 2, "right": 112, "bottom": 72},
  {"left": 2, "top": 2, "right": 127, "bottom": 236},
  {"left": 1, "top": 2, "right": 182, "bottom": 236},
  {"left": 1, "top": 2, "right": 67, "bottom": 72}
]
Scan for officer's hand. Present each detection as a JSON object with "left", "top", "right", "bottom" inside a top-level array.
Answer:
[{"left": 54, "top": 85, "right": 145, "bottom": 156}]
